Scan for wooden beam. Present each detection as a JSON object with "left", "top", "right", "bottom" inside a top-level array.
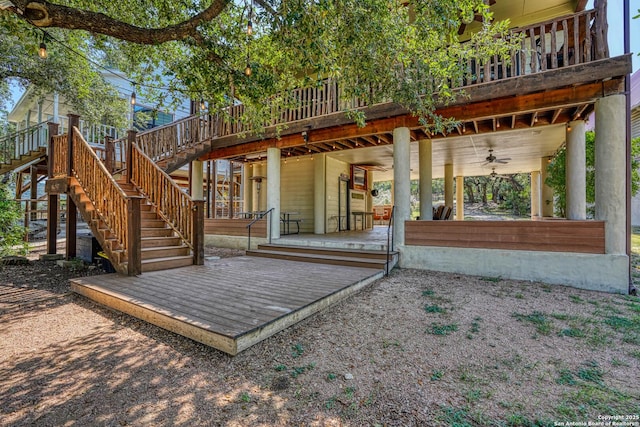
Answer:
[
  {"left": 573, "top": 104, "right": 589, "bottom": 121},
  {"left": 551, "top": 108, "right": 562, "bottom": 124},
  {"left": 511, "top": 115, "right": 516, "bottom": 129},
  {"left": 473, "top": 120, "right": 479, "bottom": 133},
  {"left": 530, "top": 112, "right": 538, "bottom": 127}
]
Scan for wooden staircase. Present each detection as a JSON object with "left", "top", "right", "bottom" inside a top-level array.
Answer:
[
  {"left": 247, "top": 244, "right": 399, "bottom": 272},
  {"left": 68, "top": 177, "right": 194, "bottom": 274},
  {"left": 0, "top": 147, "right": 47, "bottom": 175}
]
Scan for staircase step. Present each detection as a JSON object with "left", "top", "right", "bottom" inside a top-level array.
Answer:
[
  {"left": 141, "top": 236, "right": 182, "bottom": 248},
  {"left": 257, "top": 244, "right": 396, "bottom": 260},
  {"left": 141, "top": 227, "right": 174, "bottom": 238},
  {"left": 141, "top": 219, "right": 167, "bottom": 228},
  {"left": 142, "top": 255, "right": 193, "bottom": 272},
  {"left": 246, "top": 249, "right": 388, "bottom": 270},
  {"left": 141, "top": 211, "right": 159, "bottom": 219},
  {"left": 141, "top": 245, "right": 190, "bottom": 260}
]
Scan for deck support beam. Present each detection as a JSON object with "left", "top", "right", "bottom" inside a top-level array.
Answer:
[
  {"left": 531, "top": 170, "right": 541, "bottom": 218},
  {"left": 267, "top": 147, "right": 281, "bottom": 239},
  {"left": 566, "top": 120, "right": 586, "bottom": 220},
  {"left": 314, "top": 153, "right": 327, "bottom": 234},
  {"left": 393, "top": 127, "right": 410, "bottom": 246},
  {"left": 444, "top": 164, "right": 454, "bottom": 208},
  {"left": 419, "top": 139, "right": 433, "bottom": 221},
  {"left": 595, "top": 94, "right": 626, "bottom": 255},
  {"left": 455, "top": 176, "right": 464, "bottom": 220}
]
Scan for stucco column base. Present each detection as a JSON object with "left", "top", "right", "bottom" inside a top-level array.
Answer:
[{"left": 419, "top": 140, "right": 433, "bottom": 220}]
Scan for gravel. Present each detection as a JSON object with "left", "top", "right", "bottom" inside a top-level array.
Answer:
[{"left": 1, "top": 248, "right": 639, "bottom": 426}]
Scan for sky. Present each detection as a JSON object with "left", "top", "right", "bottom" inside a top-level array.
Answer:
[{"left": 7, "top": 0, "right": 640, "bottom": 112}]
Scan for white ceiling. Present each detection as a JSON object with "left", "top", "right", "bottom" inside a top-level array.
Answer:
[{"left": 328, "top": 123, "right": 567, "bottom": 181}]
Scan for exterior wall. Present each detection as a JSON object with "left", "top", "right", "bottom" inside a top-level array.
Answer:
[
  {"left": 325, "top": 157, "right": 349, "bottom": 233},
  {"left": 399, "top": 246, "right": 629, "bottom": 294},
  {"left": 632, "top": 106, "right": 640, "bottom": 226},
  {"left": 280, "top": 157, "right": 315, "bottom": 233}
]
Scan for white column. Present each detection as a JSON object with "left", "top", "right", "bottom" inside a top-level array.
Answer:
[
  {"left": 419, "top": 139, "right": 433, "bottom": 220},
  {"left": 595, "top": 95, "right": 626, "bottom": 254},
  {"left": 190, "top": 160, "right": 204, "bottom": 200},
  {"left": 531, "top": 170, "right": 541, "bottom": 218},
  {"left": 252, "top": 163, "right": 264, "bottom": 211},
  {"left": 267, "top": 147, "right": 281, "bottom": 239},
  {"left": 314, "top": 153, "right": 326, "bottom": 234},
  {"left": 541, "top": 157, "right": 554, "bottom": 217},
  {"left": 53, "top": 93, "right": 59, "bottom": 124},
  {"left": 455, "top": 176, "right": 464, "bottom": 220},
  {"left": 393, "top": 127, "right": 411, "bottom": 246},
  {"left": 566, "top": 120, "right": 587, "bottom": 220},
  {"left": 242, "top": 163, "right": 252, "bottom": 213},
  {"left": 444, "top": 163, "right": 454, "bottom": 207}
]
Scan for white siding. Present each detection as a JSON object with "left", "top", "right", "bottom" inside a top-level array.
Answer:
[{"left": 280, "top": 158, "right": 315, "bottom": 233}]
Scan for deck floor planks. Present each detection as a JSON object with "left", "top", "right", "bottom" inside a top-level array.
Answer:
[{"left": 71, "top": 256, "right": 383, "bottom": 353}]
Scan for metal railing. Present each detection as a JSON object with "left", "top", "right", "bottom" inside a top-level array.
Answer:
[
  {"left": 386, "top": 205, "right": 395, "bottom": 276},
  {"left": 246, "top": 208, "right": 273, "bottom": 250}
]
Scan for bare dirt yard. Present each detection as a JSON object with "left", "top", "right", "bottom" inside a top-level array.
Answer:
[{"left": 1, "top": 246, "right": 639, "bottom": 426}]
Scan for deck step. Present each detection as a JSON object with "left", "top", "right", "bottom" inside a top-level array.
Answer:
[
  {"left": 141, "top": 255, "right": 193, "bottom": 272},
  {"left": 141, "top": 236, "right": 182, "bottom": 248},
  {"left": 246, "top": 249, "right": 389, "bottom": 270},
  {"left": 141, "top": 227, "right": 174, "bottom": 238},
  {"left": 257, "top": 244, "right": 397, "bottom": 260},
  {"left": 141, "top": 245, "right": 190, "bottom": 260}
]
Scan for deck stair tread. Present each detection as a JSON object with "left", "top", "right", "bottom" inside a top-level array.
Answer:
[
  {"left": 257, "top": 243, "right": 397, "bottom": 259},
  {"left": 246, "top": 248, "right": 390, "bottom": 270}
]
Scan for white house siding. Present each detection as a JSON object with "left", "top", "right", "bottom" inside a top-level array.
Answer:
[
  {"left": 325, "top": 157, "right": 350, "bottom": 233},
  {"left": 280, "top": 158, "right": 315, "bottom": 233}
]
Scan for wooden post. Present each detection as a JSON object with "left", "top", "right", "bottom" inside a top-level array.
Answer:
[
  {"left": 30, "top": 165, "right": 38, "bottom": 221},
  {"left": 127, "top": 196, "right": 142, "bottom": 275},
  {"left": 126, "top": 130, "right": 136, "bottom": 184},
  {"left": 65, "top": 115, "right": 79, "bottom": 260},
  {"left": 47, "top": 122, "right": 59, "bottom": 254},
  {"left": 192, "top": 200, "right": 205, "bottom": 265},
  {"left": 206, "top": 160, "right": 212, "bottom": 218},
  {"left": 104, "top": 135, "right": 114, "bottom": 173}
]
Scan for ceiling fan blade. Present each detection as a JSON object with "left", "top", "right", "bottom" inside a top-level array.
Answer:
[{"left": 495, "top": 159, "right": 509, "bottom": 164}]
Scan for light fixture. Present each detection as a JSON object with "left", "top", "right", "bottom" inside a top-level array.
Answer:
[
  {"left": 200, "top": 98, "right": 206, "bottom": 111},
  {"left": 38, "top": 42, "right": 47, "bottom": 59},
  {"left": 302, "top": 130, "right": 308, "bottom": 143},
  {"left": 496, "top": 119, "right": 500, "bottom": 128},
  {"left": 247, "top": 19, "right": 253, "bottom": 36},
  {"left": 244, "top": 63, "right": 252, "bottom": 76},
  {"left": 130, "top": 88, "right": 136, "bottom": 105},
  {"left": 567, "top": 123, "right": 572, "bottom": 132}
]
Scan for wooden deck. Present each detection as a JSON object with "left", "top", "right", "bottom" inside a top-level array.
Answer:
[{"left": 70, "top": 256, "right": 383, "bottom": 355}]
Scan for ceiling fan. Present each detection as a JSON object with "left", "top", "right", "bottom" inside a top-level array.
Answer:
[
  {"left": 483, "top": 148, "right": 510, "bottom": 166},
  {"left": 458, "top": 0, "right": 496, "bottom": 35}
]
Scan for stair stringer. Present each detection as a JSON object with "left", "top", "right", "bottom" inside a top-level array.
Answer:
[{"left": 67, "top": 177, "right": 129, "bottom": 275}]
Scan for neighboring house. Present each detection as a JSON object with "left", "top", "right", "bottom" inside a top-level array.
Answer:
[{"left": 16, "top": 0, "right": 634, "bottom": 295}]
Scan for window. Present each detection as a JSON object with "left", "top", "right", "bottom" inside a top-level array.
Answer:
[{"left": 133, "top": 106, "right": 174, "bottom": 130}]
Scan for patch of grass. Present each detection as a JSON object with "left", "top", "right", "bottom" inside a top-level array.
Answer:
[
  {"left": 569, "top": 295, "right": 585, "bottom": 304},
  {"left": 576, "top": 366, "right": 603, "bottom": 384},
  {"left": 290, "top": 343, "right": 304, "bottom": 358},
  {"left": 424, "top": 304, "right": 445, "bottom": 314},
  {"left": 438, "top": 406, "right": 473, "bottom": 427},
  {"left": 382, "top": 339, "right": 402, "bottom": 349},
  {"left": 326, "top": 373, "right": 337, "bottom": 381},
  {"left": 239, "top": 392, "right": 251, "bottom": 403},
  {"left": 290, "top": 363, "right": 315, "bottom": 378},
  {"left": 505, "top": 414, "right": 555, "bottom": 427},
  {"left": 429, "top": 323, "right": 458, "bottom": 336},
  {"left": 515, "top": 293, "right": 524, "bottom": 299},
  {"left": 480, "top": 276, "right": 501, "bottom": 283},
  {"left": 344, "top": 387, "right": 356, "bottom": 399},
  {"left": 513, "top": 311, "right": 553, "bottom": 335},
  {"left": 274, "top": 364, "right": 287, "bottom": 372},
  {"left": 421, "top": 289, "right": 435, "bottom": 296},
  {"left": 556, "top": 369, "right": 577, "bottom": 386},
  {"left": 559, "top": 327, "right": 585, "bottom": 338},
  {"left": 603, "top": 315, "right": 639, "bottom": 331},
  {"left": 324, "top": 397, "right": 336, "bottom": 410},
  {"left": 430, "top": 370, "right": 444, "bottom": 381},
  {"left": 611, "top": 358, "right": 629, "bottom": 367},
  {"left": 465, "top": 388, "right": 484, "bottom": 403}
]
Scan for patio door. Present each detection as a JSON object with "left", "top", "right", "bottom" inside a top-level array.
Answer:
[{"left": 338, "top": 176, "right": 350, "bottom": 231}]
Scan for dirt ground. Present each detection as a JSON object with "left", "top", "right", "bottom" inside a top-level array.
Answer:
[{"left": 1, "top": 246, "right": 639, "bottom": 427}]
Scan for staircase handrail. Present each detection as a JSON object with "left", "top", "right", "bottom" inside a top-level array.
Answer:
[
  {"left": 246, "top": 208, "right": 273, "bottom": 250},
  {"left": 129, "top": 142, "right": 198, "bottom": 252},
  {"left": 70, "top": 128, "right": 134, "bottom": 270},
  {"left": 0, "top": 121, "right": 49, "bottom": 165},
  {"left": 386, "top": 205, "right": 395, "bottom": 276}
]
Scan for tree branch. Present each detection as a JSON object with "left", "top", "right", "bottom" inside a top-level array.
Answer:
[{"left": 9, "top": 0, "right": 231, "bottom": 45}]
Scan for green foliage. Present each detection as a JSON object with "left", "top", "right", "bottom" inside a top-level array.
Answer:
[
  {"left": 429, "top": 322, "right": 458, "bottom": 335},
  {"left": 546, "top": 132, "right": 640, "bottom": 218},
  {"left": 0, "top": 181, "right": 27, "bottom": 256},
  {"left": 2, "top": 0, "right": 520, "bottom": 133},
  {"left": 512, "top": 311, "right": 553, "bottom": 335}
]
